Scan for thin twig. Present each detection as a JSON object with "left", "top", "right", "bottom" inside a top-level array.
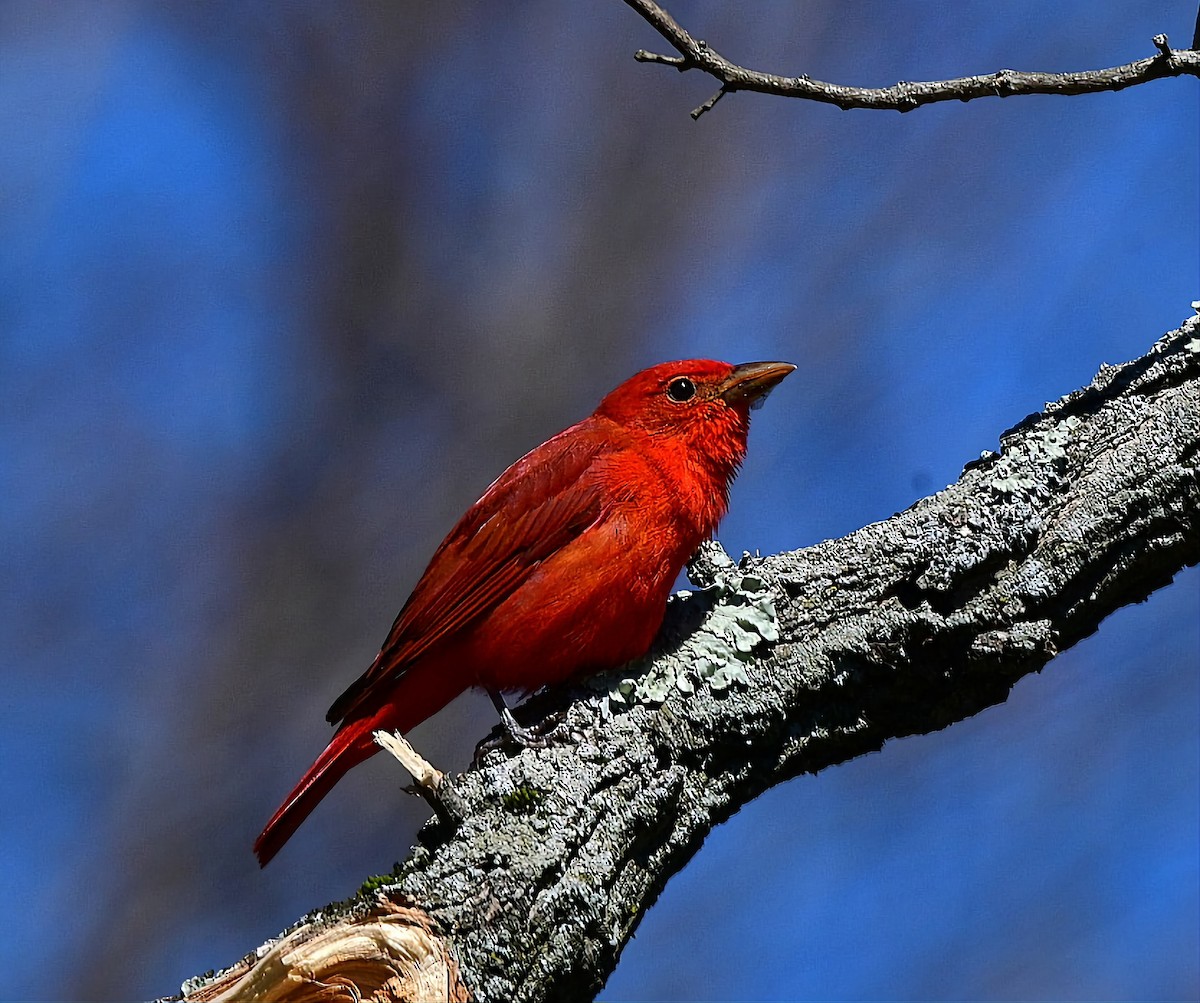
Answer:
[
  {"left": 374, "top": 730, "right": 464, "bottom": 827},
  {"left": 624, "top": 0, "right": 1200, "bottom": 118},
  {"left": 691, "top": 85, "right": 729, "bottom": 120}
]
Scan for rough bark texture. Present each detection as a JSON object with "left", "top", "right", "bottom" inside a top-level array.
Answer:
[{"left": 182, "top": 312, "right": 1200, "bottom": 1003}]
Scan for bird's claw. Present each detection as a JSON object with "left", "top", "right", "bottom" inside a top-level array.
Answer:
[
  {"left": 472, "top": 706, "right": 569, "bottom": 765},
  {"left": 500, "top": 706, "right": 552, "bottom": 746}
]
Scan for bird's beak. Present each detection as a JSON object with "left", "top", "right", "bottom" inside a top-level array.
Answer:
[{"left": 720, "top": 361, "right": 796, "bottom": 410}]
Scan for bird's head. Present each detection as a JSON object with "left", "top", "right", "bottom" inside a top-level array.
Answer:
[{"left": 594, "top": 359, "right": 794, "bottom": 476}]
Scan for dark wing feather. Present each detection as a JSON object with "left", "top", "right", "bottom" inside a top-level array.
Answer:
[{"left": 326, "top": 424, "right": 606, "bottom": 725}]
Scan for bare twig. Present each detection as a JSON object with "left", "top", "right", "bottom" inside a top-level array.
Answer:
[
  {"left": 625, "top": 0, "right": 1200, "bottom": 118},
  {"left": 374, "top": 730, "right": 465, "bottom": 827}
]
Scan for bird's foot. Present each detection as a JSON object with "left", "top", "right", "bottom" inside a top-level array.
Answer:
[
  {"left": 474, "top": 692, "right": 570, "bottom": 765},
  {"left": 499, "top": 704, "right": 553, "bottom": 746}
]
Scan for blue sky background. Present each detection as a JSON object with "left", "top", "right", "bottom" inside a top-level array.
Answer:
[{"left": 1, "top": 2, "right": 1196, "bottom": 999}]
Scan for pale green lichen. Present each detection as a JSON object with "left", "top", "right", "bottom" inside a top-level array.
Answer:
[
  {"left": 181, "top": 971, "right": 219, "bottom": 997},
  {"left": 989, "top": 415, "right": 1082, "bottom": 496},
  {"left": 594, "top": 563, "right": 778, "bottom": 713}
]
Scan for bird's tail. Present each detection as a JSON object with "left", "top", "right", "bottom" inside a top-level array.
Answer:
[
  {"left": 253, "top": 663, "right": 465, "bottom": 867},
  {"left": 253, "top": 712, "right": 383, "bottom": 867}
]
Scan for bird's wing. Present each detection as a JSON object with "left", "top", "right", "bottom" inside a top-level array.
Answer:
[{"left": 326, "top": 423, "right": 608, "bottom": 725}]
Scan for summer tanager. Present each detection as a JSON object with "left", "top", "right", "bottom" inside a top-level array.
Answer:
[{"left": 254, "top": 359, "right": 793, "bottom": 865}]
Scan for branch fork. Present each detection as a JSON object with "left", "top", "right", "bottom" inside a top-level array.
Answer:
[{"left": 625, "top": 0, "right": 1200, "bottom": 117}]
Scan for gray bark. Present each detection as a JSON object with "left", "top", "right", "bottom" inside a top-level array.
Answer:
[
  {"left": 185, "top": 312, "right": 1200, "bottom": 1002},
  {"left": 625, "top": 0, "right": 1200, "bottom": 119}
]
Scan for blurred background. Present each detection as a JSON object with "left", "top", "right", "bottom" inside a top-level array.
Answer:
[{"left": 1, "top": 1, "right": 1196, "bottom": 999}]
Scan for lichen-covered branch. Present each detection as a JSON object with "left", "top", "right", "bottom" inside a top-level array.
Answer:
[
  {"left": 624, "top": 0, "right": 1200, "bottom": 118},
  {"left": 179, "top": 312, "right": 1200, "bottom": 1002}
]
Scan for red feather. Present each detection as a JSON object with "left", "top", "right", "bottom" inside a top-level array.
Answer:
[{"left": 254, "top": 359, "right": 792, "bottom": 865}]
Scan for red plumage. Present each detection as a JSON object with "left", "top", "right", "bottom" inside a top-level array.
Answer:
[{"left": 254, "top": 359, "right": 793, "bottom": 865}]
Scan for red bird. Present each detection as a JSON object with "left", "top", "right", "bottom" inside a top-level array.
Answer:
[{"left": 254, "top": 359, "right": 793, "bottom": 865}]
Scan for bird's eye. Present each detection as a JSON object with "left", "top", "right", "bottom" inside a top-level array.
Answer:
[{"left": 666, "top": 377, "right": 696, "bottom": 402}]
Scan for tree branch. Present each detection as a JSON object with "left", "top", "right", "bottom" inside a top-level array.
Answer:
[
  {"left": 624, "top": 0, "right": 1200, "bottom": 118},
  {"left": 179, "top": 312, "right": 1200, "bottom": 1002}
]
